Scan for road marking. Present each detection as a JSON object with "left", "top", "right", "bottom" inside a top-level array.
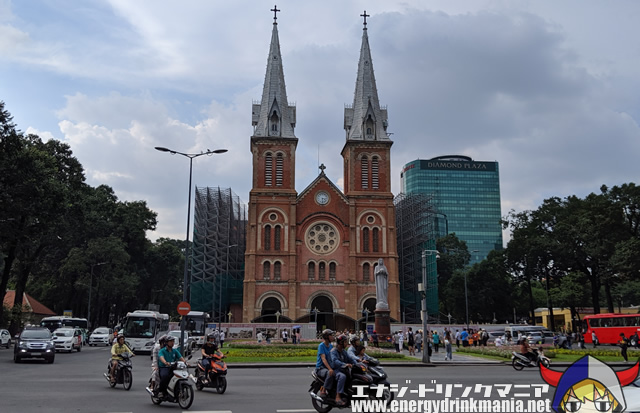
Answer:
[
  {"left": 276, "top": 410, "right": 318, "bottom": 412},
  {"left": 185, "top": 411, "right": 234, "bottom": 413}
]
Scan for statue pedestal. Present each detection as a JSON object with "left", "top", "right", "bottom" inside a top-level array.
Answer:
[{"left": 374, "top": 309, "right": 391, "bottom": 341}]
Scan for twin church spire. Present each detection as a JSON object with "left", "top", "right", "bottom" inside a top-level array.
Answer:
[
  {"left": 252, "top": 6, "right": 296, "bottom": 139},
  {"left": 252, "top": 8, "right": 388, "bottom": 142}
]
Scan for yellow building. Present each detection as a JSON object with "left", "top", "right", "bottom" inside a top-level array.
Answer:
[{"left": 534, "top": 307, "right": 640, "bottom": 331}]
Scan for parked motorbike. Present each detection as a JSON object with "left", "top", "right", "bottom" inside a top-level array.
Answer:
[
  {"left": 103, "top": 352, "right": 133, "bottom": 391},
  {"left": 512, "top": 348, "right": 550, "bottom": 370},
  {"left": 365, "top": 356, "right": 394, "bottom": 403},
  {"left": 191, "top": 352, "right": 228, "bottom": 394},
  {"left": 146, "top": 361, "right": 194, "bottom": 409},
  {"left": 309, "top": 362, "right": 385, "bottom": 412}
]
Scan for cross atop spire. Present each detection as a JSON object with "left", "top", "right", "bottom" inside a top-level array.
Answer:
[
  {"left": 271, "top": 5, "right": 280, "bottom": 23},
  {"left": 360, "top": 10, "right": 369, "bottom": 29},
  {"left": 319, "top": 164, "right": 326, "bottom": 174}
]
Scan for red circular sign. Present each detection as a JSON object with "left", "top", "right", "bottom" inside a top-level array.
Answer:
[{"left": 177, "top": 301, "right": 191, "bottom": 316}]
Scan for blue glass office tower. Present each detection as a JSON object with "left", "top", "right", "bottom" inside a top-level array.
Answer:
[{"left": 401, "top": 155, "right": 503, "bottom": 264}]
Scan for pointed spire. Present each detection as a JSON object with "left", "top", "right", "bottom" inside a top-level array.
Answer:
[
  {"left": 344, "top": 12, "right": 389, "bottom": 142},
  {"left": 252, "top": 8, "right": 296, "bottom": 138}
]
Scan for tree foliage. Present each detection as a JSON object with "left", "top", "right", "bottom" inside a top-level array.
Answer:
[{"left": 0, "top": 102, "right": 182, "bottom": 332}]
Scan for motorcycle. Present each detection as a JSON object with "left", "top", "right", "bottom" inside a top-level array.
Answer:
[
  {"left": 146, "top": 361, "right": 194, "bottom": 409},
  {"left": 365, "top": 356, "right": 394, "bottom": 403},
  {"left": 309, "top": 362, "right": 388, "bottom": 412},
  {"left": 512, "top": 348, "right": 550, "bottom": 370},
  {"left": 103, "top": 352, "right": 133, "bottom": 391},
  {"left": 191, "top": 352, "right": 228, "bottom": 394}
]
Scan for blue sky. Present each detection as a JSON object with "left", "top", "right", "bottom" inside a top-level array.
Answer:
[{"left": 2, "top": 0, "right": 639, "bottom": 241}]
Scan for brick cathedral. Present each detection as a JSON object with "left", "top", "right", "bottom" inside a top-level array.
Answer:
[{"left": 242, "top": 12, "right": 399, "bottom": 329}]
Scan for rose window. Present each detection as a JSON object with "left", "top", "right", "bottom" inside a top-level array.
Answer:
[{"left": 306, "top": 222, "right": 339, "bottom": 255}]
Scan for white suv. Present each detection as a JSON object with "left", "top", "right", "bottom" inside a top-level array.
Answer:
[{"left": 88, "top": 327, "right": 113, "bottom": 346}]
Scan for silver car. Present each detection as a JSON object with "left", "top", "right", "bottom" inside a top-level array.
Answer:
[{"left": 88, "top": 327, "right": 113, "bottom": 346}]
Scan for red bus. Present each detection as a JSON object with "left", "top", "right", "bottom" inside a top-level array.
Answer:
[{"left": 582, "top": 313, "right": 640, "bottom": 345}]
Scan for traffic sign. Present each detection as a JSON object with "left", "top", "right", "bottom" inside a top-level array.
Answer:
[{"left": 177, "top": 301, "right": 191, "bottom": 316}]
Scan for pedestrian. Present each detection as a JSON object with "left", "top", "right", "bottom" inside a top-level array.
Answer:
[
  {"left": 362, "top": 329, "right": 368, "bottom": 347},
  {"left": 219, "top": 330, "right": 225, "bottom": 348},
  {"left": 398, "top": 331, "right": 404, "bottom": 353},
  {"left": 282, "top": 329, "right": 288, "bottom": 343},
  {"left": 257, "top": 331, "right": 263, "bottom": 343},
  {"left": 415, "top": 330, "right": 423, "bottom": 353},
  {"left": 455, "top": 329, "right": 460, "bottom": 348},
  {"left": 619, "top": 333, "right": 629, "bottom": 362},
  {"left": 444, "top": 331, "right": 453, "bottom": 361},
  {"left": 407, "top": 327, "right": 415, "bottom": 356},
  {"left": 631, "top": 332, "right": 639, "bottom": 349},
  {"left": 296, "top": 329, "right": 301, "bottom": 344},
  {"left": 460, "top": 328, "right": 469, "bottom": 347},
  {"left": 592, "top": 331, "right": 598, "bottom": 348},
  {"left": 371, "top": 330, "right": 379, "bottom": 347},
  {"left": 393, "top": 332, "right": 399, "bottom": 352},
  {"left": 265, "top": 331, "right": 271, "bottom": 344},
  {"left": 432, "top": 331, "right": 440, "bottom": 353}
]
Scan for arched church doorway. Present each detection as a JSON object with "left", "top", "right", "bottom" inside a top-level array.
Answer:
[{"left": 260, "top": 297, "right": 282, "bottom": 323}]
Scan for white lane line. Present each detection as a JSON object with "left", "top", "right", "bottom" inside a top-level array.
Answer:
[
  {"left": 184, "top": 411, "right": 234, "bottom": 413},
  {"left": 276, "top": 410, "right": 318, "bottom": 412}
]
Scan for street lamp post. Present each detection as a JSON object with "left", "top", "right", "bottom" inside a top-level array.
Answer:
[
  {"left": 155, "top": 146, "right": 227, "bottom": 351},
  {"left": 463, "top": 250, "right": 480, "bottom": 331},
  {"left": 219, "top": 244, "right": 237, "bottom": 324},
  {"left": 420, "top": 249, "right": 439, "bottom": 364},
  {"left": 88, "top": 262, "right": 107, "bottom": 329}
]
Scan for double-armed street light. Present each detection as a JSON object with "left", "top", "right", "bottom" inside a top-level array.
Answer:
[
  {"left": 420, "top": 249, "right": 440, "bottom": 364},
  {"left": 88, "top": 262, "right": 107, "bottom": 329},
  {"left": 155, "top": 146, "right": 228, "bottom": 352}
]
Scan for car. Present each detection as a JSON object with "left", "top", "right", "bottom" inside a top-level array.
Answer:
[
  {"left": 14, "top": 326, "right": 55, "bottom": 363},
  {"left": 52, "top": 327, "right": 83, "bottom": 352},
  {"left": 486, "top": 330, "right": 505, "bottom": 345},
  {"left": 0, "top": 329, "right": 12, "bottom": 348},
  {"left": 526, "top": 331, "right": 545, "bottom": 345},
  {"left": 88, "top": 327, "right": 113, "bottom": 346},
  {"left": 168, "top": 330, "right": 194, "bottom": 356}
]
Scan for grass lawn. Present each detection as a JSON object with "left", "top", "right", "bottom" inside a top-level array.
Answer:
[{"left": 220, "top": 342, "right": 415, "bottom": 363}]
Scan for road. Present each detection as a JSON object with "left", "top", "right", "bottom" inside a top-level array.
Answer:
[{"left": 0, "top": 344, "right": 553, "bottom": 413}]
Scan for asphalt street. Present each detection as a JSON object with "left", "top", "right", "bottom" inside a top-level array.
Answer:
[{"left": 0, "top": 344, "right": 553, "bottom": 413}]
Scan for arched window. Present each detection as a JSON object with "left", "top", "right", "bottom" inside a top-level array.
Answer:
[
  {"left": 372, "top": 228, "right": 380, "bottom": 253},
  {"left": 318, "top": 262, "right": 326, "bottom": 280},
  {"left": 270, "top": 110, "right": 279, "bottom": 133},
  {"left": 276, "top": 153, "right": 283, "bottom": 186},
  {"left": 371, "top": 156, "right": 379, "bottom": 189},
  {"left": 274, "top": 261, "right": 281, "bottom": 281},
  {"left": 363, "top": 263, "right": 370, "bottom": 282},
  {"left": 361, "top": 156, "right": 369, "bottom": 189},
  {"left": 308, "top": 262, "right": 315, "bottom": 280},
  {"left": 264, "top": 225, "right": 271, "bottom": 251},
  {"left": 362, "top": 227, "right": 369, "bottom": 252},
  {"left": 274, "top": 225, "right": 281, "bottom": 251},
  {"left": 329, "top": 262, "right": 336, "bottom": 280},
  {"left": 265, "top": 153, "right": 273, "bottom": 186},
  {"left": 263, "top": 261, "right": 271, "bottom": 280}
]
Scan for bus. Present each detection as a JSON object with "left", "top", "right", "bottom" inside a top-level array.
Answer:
[
  {"left": 41, "top": 316, "right": 89, "bottom": 343},
  {"left": 582, "top": 313, "right": 640, "bottom": 345},
  {"left": 184, "top": 311, "right": 211, "bottom": 347},
  {"left": 121, "top": 310, "right": 169, "bottom": 353}
]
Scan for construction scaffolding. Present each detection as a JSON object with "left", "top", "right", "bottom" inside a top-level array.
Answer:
[
  {"left": 190, "top": 187, "right": 247, "bottom": 323},
  {"left": 394, "top": 192, "right": 439, "bottom": 324}
]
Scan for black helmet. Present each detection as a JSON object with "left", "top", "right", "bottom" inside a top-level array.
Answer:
[
  {"left": 349, "top": 334, "right": 360, "bottom": 344},
  {"left": 321, "top": 329, "right": 334, "bottom": 340},
  {"left": 336, "top": 334, "right": 348, "bottom": 347}
]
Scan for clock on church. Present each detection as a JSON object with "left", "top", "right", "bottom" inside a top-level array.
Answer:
[{"left": 315, "top": 191, "right": 329, "bottom": 205}]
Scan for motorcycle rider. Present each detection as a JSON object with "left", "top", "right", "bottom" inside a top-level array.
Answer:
[
  {"left": 347, "top": 334, "right": 372, "bottom": 363},
  {"left": 110, "top": 333, "right": 134, "bottom": 383},
  {"left": 149, "top": 334, "right": 169, "bottom": 391},
  {"left": 315, "top": 329, "right": 335, "bottom": 400},
  {"left": 156, "top": 335, "right": 186, "bottom": 397},
  {"left": 328, "top": 334, "right": 358, "bottom": 406},
  {"left": 201, "top": 332, "right": 224, "bottom": 383},
  {"left": 520, "top": 336, "right": 536, "bottom": 364}
]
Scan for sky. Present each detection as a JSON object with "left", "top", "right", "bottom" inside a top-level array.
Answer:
[{"left": 2, "top": 0, "right": 639, "bottom": 243}]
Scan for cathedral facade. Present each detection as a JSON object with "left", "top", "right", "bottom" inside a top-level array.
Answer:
[{"left": 242, "top": 14, "right": 399, "bottom": 328}]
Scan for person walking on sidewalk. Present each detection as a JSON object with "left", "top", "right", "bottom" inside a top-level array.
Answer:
[
  {"left": 444, "top": 331, "right": 453, "bottom": 361},
  {"left": 407, "top": 327, "right": 415, "bottom": 356},
  {"left": 415, "top": 330, "right": 423, "bottom": 353},
  {"left": 619, "top": 333, "right": 629, "bottom": 362}
]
